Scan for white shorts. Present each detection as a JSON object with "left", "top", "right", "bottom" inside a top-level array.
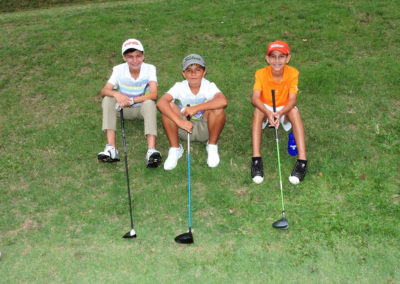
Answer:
[{"left": 262, "top": 104, "right": 297, "bottom": 132}]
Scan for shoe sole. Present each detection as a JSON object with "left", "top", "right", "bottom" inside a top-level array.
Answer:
[
  {"left": 289, "top": 175, "right": 300, "bottom": 185},
  {"left": 98, "top": 154, "right": 120, "bottom": 163},
  {"left": 252, "top": 176, "right": 264, "bottom": 184},
  {"left": 147, "top": 152, "right": 162, "bottom": 168}
]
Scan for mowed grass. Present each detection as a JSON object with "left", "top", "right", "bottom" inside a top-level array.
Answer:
[{"left": 1, "top": 0, "right": 399, "bottom": 283}]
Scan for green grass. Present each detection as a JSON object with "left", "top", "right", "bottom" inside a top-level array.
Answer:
[
  {"left": 1, "top": 0, "right": 399, "bottom": 283},
  {"left": 0, "top": 0, "right": 119, "bottom": 12}
]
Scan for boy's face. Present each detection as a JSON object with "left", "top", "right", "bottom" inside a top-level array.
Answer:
[
  {"left": 266, "top": 50, "right": 291, "bottom": 72},
  {"left": 182, "top": 64, "right": 206, "bottom": 88},
  {"left": 123, "top": 50, "right": 145, "bottom": 72}
]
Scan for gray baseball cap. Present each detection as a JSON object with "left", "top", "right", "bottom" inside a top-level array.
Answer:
[{"left": 182, "top": 54, "right": 206, "bottom": 71}]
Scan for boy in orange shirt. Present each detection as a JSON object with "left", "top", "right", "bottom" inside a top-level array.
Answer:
[{"left": 251, "top": 40, "right": 307, "bottom": 185}]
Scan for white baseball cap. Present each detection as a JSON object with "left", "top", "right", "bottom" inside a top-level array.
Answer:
[{"left": 121, "top": 39, "right": 144, "bottom": 55}]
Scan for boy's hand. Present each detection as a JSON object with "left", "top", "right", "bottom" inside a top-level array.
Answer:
[
  {"left": 179, "top": 107, "right": 193, "bottom": 133},
  {"left": 272, "top": 111, "right": 282, "bottom": 128},
  {"left": 178, "top": 119, "right": 193, "bottom": 133},
  {"left": 266, "top": 111, "right": 280, "bottom": 129},
  {"left": 180, "top": 106, "right": 197, "bottom": 118},
  {"left": 114, "top": 93, "right": 132, "bottom": 109}
]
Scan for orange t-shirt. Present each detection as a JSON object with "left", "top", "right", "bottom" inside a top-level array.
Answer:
[{"left": 253, "top": 65, "right": 299, "bottom": 107}]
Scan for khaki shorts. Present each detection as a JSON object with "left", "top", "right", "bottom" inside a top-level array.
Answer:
[
  {"left": 102, "top": 96, "right": 157, "bottom": 136},
  {"left": 178, "top": 117, "right": 209, "bottom": 142}
]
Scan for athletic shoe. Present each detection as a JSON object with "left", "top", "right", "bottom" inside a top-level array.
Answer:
[
  {"left": 206, "top": 143, "right": 220, "bottom": 168},
  {"left": 289, "top": 160, "right": 307, "bottom": 185},
  {"left": 251, "top": 157, "right": 264, "bottom": 184},
  {"left": 98, "top": 144, "right": 120, "bottom": 163},
  {"left": 146, "top": 148, "right": 162, "bottom": 168},
  {"left": 164, "top": 145, "right": 184, "bottom": 170}
]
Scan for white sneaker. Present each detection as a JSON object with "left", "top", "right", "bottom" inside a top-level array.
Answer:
[
  {"left": 163, "top": 145, "right": 184, "bottom": 170},
  {"left": 206, "top": 143, "right": 220, "bottom": 168},
  {"left": 98, "top": 144, "right": 120, "bottom": 163},
  {"left": 146, "top": 148, "right": 162, "bottom": 168}
]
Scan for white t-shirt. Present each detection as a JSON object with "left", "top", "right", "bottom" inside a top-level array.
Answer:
[
  {"left": 167, "top": 78, "right": 221, "bottom": 119},
  {"left": 108, "top": 62, "right": 157, "bottom": 107}
]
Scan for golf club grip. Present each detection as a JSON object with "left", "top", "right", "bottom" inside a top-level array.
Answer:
[
  {"left": 186, "top": 104, "right": 191, "bottom": 121},
  {"left": 272, "top": 89, "right": 276, "bottom": 113},
  {"left": 271, "top": 89, "right": 277, "bottom": 121}
]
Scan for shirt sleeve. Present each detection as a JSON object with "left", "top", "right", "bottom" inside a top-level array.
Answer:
[
  {"left": 148, "top": 64, "right": 157, "bottom": 83},
  {"left": 166, "top": 82, "right": 180, "bottom": 100},
  {"left": 288, "top": 70, "right": 299, "bottom": 94},
  {"left": 107, "top": 66, "right": 119, "bottom": 89},
  {"left": 206, "top": 82, "right": 222, "bottom": 100},
  {"left": 253, "top": 70, "right": 262, "bottom": 91}
]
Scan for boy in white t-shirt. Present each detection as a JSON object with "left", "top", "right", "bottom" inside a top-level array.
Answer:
[
  {"left": 98, "top": 39, "right": 162, "bottom": 168},
  {"left": 157, "top": 54, "right": 227, "bottom": 170}
]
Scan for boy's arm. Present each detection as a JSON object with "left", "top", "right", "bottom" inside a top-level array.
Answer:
[
  {"left": 156, "top": 93, "right": 193, "bottom": 133},
  {"left": 101, "top": 82, "right": 132, "bottom": 108},
  {"left": 252, "top": 89, "right": 276, "bottom": 126},
  {"left": 182, "top": 92, "right": 228, "bottom": 118},
  {"left": 131, "top": 81, "right": 158, "bottom": 104}
]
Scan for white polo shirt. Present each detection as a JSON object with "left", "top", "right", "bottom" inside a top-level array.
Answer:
[{"left": 167, "top": 78, "right": 221, "bottom": 119}]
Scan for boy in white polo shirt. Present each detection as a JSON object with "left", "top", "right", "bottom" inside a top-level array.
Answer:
[
  {"left": 157, "top": 54, "right": 227, "bottom": 170},
  {"left": 98, "top": 39, "right": 162, "bottom": 168}
]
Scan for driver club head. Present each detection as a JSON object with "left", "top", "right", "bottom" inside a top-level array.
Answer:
[
  {"left": 272, "top": 217, "right": 289, "bottom": 230},
  {"left": 123, "top": 229, "right": 137, "bottom": 239},
  {"left": 174, "top": 231, "right": 194, "bottom": 244}
]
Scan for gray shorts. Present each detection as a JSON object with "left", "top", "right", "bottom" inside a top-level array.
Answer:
[{"left": 178, "top": 117, "right": 209, "bottom": 142}]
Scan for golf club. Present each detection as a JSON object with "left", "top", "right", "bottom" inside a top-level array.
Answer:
[
  {"left": 120, "top": 109, "right": 137, "bottom": 238},
  {"left": 175, "top": 105, "right": 194, "bottom": 244},
  {"left": 271, "top": 89, "right": 289, "bottom": 230}
]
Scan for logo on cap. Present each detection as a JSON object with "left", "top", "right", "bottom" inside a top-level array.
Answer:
[
  {"left": 124, "top": 41, "right": 139, "bottom": 47},
  {"left": 267, "top": 40, "right": 290, "bottom": 55},
  {"left": 182, "top": 54, "right": 205, "bottom": 71}
]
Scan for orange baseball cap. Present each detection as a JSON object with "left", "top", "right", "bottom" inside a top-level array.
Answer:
[{"left": 267, "top": 40, "right": 290, "bottom": 55}]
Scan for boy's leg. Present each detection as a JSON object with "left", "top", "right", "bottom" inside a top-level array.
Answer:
[
  {"left": 252, "top": 107, "right": 265, "bottom": 157},
  {"left": 161, "top": 103, "right": 181, "bottom": 148},
  {"left": 203, "top": 108, "right": 226, "bottom": 145},
  {"left": 106, "top": 130, "right": 116, "bottom": 148},
  {"left": 286, "top": 108, "right": 307, "bottom": 184},
  {"left": 251, "top": 107, "right": 265, "bottom": 183},
  {"left": 286, "top": 108, "right": 306, "bottom": 160},
  {"left": 162, "top": 102, "right": 184, "bottom": 170},
  {"left": 203, "top": 108, "right": 226, "bottom": 168},
  {"left": 139, "top": 100, "right": 162, "bottom": 167},
  {"left": 139, "top": 100, "right": 158, "bottom": 147},
  {"left": 98, "top": 97, "right": 120, "bottom": 162}
]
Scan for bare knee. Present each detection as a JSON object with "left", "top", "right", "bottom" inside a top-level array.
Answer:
[
  {"left": 286, "top": 107, "right": 302, "bottom": 124},
  {"left": 210, "top": 108, "right": 225, "bottom": 117},
  {"left": 252, "top": 107, "right": 265, "bottom": 122},
  {"left": 204, "top": 108, "right": 225, "bottom": 120}
]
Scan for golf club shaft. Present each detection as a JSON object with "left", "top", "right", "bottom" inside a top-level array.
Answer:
[
  {"left": 271, "top": 90, "right": 285, "bottom": 212},
  {"left": 120, "top": 109, "right": 134, "bottom": 230},
  {"left": 188, "top": 132, "right": 191, "bottom": 230},
  {"left": 186, "top": 106, "right": 192, "bottom": 231}
]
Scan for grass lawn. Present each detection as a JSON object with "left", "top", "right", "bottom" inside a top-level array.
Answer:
[{"left": 1, "top": 0, "right": 399, "bottom": 282}]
